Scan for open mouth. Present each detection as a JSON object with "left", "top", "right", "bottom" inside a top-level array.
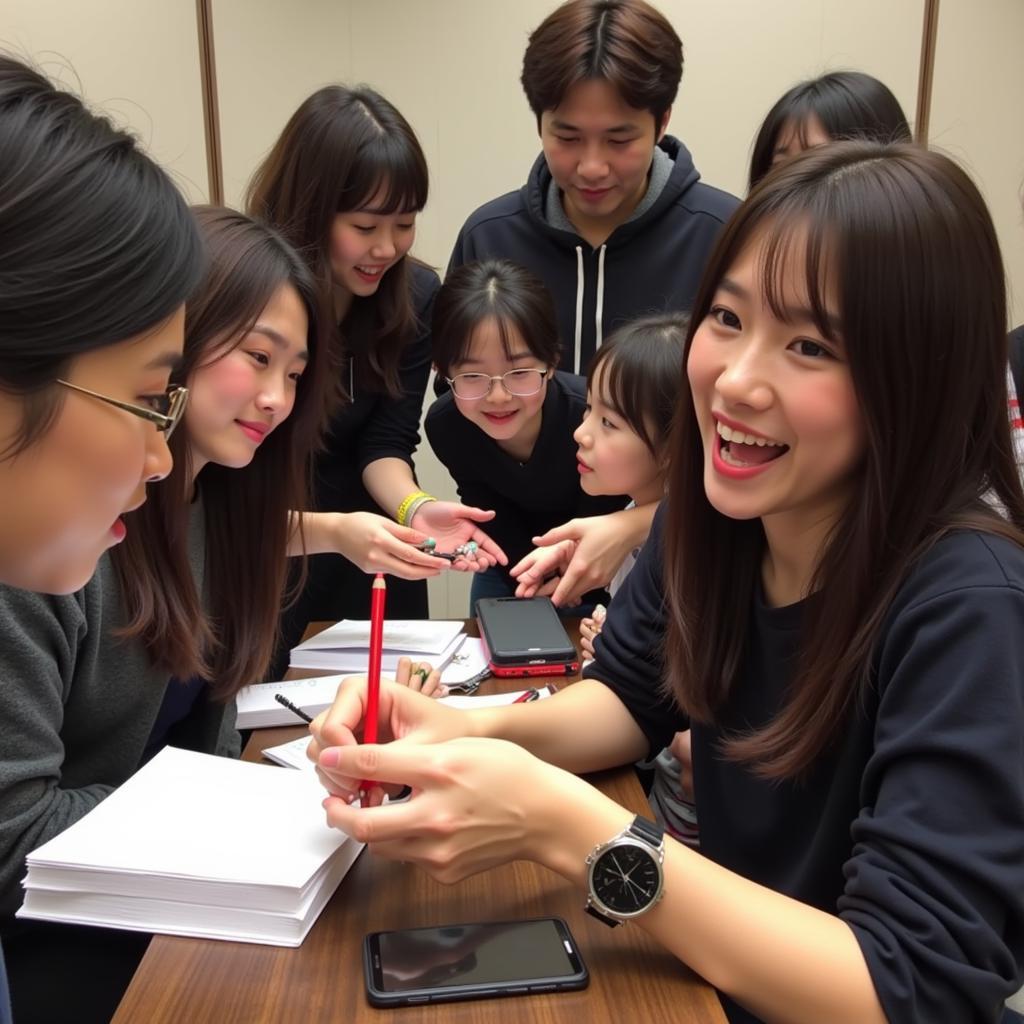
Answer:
[
  {"left": 716, "top": 421, "right": 788, "bottom": 468},
  {"left": 354, "top": 264, "right": 387, "bottom": 282}
]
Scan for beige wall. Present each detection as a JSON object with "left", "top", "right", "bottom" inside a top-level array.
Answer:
[
  {"left": 213, "top": 0, "right": 353, "bottom": 207},
  {"left": 929, "top": 0, "right": 1024, "bottom": 327},
  {"left": 0, "top": 0, "right": 209, "bottom": 202}
]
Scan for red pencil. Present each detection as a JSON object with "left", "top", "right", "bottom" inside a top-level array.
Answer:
[{"left": 360, "top": 573, "right": 387, "bottom": 805}]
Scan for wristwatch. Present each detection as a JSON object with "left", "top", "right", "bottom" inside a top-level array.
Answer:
[{"left": 585, "top": 815, "right": 665, "bottom": 926}]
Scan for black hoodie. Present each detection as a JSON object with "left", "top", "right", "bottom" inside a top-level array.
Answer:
[{"left": 449, "top": 136, "right": 739, "bottom": 375}]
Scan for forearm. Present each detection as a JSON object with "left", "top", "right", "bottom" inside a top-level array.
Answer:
[
  {"left": 287, "top": 511, "right": 346, "bottom": 556},
  {"left": 537, "top": 779, "right": 885, "bottom": 1024},
  {"left": 609, "top": 501, "right": 657, "bottom": 549},
  {"left": 362, "top": 457, "right": 420, "bottom": 519},
  {"left": 467, "top": 680, "right": 649, "bottom": 773}
]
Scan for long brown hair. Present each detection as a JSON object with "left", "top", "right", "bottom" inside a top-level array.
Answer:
[
  {"left": 245, "top": 85, "right": 428, "bottom": 399},
  {"left": 112, "top": 207, "right": 330, "bottom": 699},
  {"left": 665, "top": 142, "right": 1024, "bottom": 779}
]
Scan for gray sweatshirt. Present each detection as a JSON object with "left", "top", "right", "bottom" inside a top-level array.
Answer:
[{"left": 0, "top": 506, "right": 239, "bottom": 918}]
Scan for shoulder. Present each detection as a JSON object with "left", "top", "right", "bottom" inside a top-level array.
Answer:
[
  {"left": 424, "top": 391, "right": 460, "bottom": 438},
  {"left": 873, "top": 528, "right": 1024, "bottom": 698},
  {"left": 458, "top": 189, "right": 529, "bottom": 237},
  {"left": 657, "top": 135, "right": 740, "bottom": 227},
  {"left": 676, "top": 181, "right": 741, "bottom": 225},
  {"left": 892, "top": 529, "right": 1024, "bottom": 611},
  {"left": 549, "top": 371, "right": 587, "bottom": 413},
  {"left": 409, "top": 260, "right": 441, "bottom": 311},
  {"left": 0, "top": 564, "right": 110, "bottom": 678}
]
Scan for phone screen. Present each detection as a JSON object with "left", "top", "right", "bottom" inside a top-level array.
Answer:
[
  {"left": 476, "top": 597, "right": 576, "bottom": 663},
  {"left": 369, "top": 918, "right": 584, "bottom": 994}
]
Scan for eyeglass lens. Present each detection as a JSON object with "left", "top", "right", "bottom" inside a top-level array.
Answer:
[{"left": 452, "top": 369, "right": 544, "bottom": 399}]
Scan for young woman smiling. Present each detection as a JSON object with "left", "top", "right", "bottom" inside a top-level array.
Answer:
[
  {"left": 312, "top": 144, "right": 1024, "bottom": 1024},
  {"left": 247, "top": 85, "right": 503, "bottom": 665}
]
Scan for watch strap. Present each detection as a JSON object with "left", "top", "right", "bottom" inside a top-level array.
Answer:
[
  {"left": 628, "top": 815, "right": 664, "bottom": 849},
  {"left": 586, "top": 903, "right": 621, "bottom": 928}
]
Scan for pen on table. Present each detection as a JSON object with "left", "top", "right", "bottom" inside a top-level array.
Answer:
[
  {"left": 274, "top": 692, "right": 314, "bottom": 724},
  {"left": 513, "top": 688, "right": 541, "bottom": 704},
  {"left": 360, "top": 573, "right": 387, "bottom": 805}
]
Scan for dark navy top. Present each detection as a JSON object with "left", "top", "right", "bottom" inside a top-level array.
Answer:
[{"left": 585, "top": 504, "right": 1024, "bottom": 1023}]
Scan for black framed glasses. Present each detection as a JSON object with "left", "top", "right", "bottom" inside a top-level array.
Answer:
[
  {"left": 445, "top": 368, "right": 547, "bottom": 401},
  {"left": 56, "top": 380, "right": 189, "bottom": 439}
]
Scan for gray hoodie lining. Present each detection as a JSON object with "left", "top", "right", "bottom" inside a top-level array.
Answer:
[{"left": 544, "top": 145, "right": 674, "bottom": 237}]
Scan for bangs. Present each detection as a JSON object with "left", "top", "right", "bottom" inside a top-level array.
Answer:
[
  {"left": 757, "top": 208, "right": 842, "bottom": 344},
  {"left": 784, "top": 98, "right": 822, "bottom": 151},
  {"left": 450, "top": 313, "right": 534, "bottom": 367},
  {"left": 339, "top": 132, "right": 428, "bottom": 215},
  {"left": 590, "top": 345, "right": 658, "bottom": 456}
]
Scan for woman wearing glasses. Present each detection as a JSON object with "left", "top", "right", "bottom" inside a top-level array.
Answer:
[
  {"left": 0, "top": 206, "right": 321, "bottom": 1022},
  {"left": 0, "top": 56, "right": 201, "bottom": 1024},
  {"left": 425, "top": 260, "right": 628, "bottom": 609}
]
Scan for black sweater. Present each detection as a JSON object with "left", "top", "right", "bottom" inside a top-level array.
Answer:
[
  {"left": 273, "top": 262, "right": 440, "bottom": 655},
  {"left": 424, "top": 372, "right": 626, "bottom": 586},
  {"left": 585, "top": 504, "right": 1024, "bottom": 1024},
  {"left": 448, "top": 137, "right": 738, "bottom": 375},
  {"left": 314, "top": 262, "right": 440, "bottom": 514}
]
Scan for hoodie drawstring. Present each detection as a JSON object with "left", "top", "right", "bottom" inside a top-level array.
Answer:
[
  {"left": 571, "top": 244, "right": 608, "bottom": 373},
  {"left": 595, "top": 244, "right": 607, "bottom": 353},
  {"left": 573, "top": 245, "right": 584, "bottom": 375}
]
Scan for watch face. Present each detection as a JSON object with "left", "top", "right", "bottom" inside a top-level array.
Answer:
[{"left": 591, "top": 842, "right": 660, "bottom": 915}]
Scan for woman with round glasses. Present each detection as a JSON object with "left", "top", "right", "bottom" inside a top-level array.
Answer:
[
  {"left": 425, "top": 260, "right": 628, "bottom": 609},
  {"left": 0, "top": 55, "right": 202, "bottom": 1023}
]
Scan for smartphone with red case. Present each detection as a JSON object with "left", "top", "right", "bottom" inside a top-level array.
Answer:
[{"left": 475, "top": 597, "right": 580, "bottom": 678}]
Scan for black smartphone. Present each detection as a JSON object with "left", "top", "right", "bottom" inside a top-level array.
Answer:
[
  {"left": 363, "top": 916, "right": 589, "bottom": 1007},
  {"left": 475, "top": 597, "right": 580, "bottom": 677}
]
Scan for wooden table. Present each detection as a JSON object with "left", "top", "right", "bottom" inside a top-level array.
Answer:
[{"left": 114, "top": 621, "right": 725, "bottom": 1024}]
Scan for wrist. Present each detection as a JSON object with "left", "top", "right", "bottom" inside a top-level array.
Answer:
[
  {"left": 525, "top": 767, "right": 632, "bottom": 883},
  {"left": 396, "top": 490, "right": 436, "bottom": 527}
]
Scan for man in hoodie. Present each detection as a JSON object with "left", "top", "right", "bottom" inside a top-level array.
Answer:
[{"left": 448, "top": 0, "right": 739, "bottom": 377}]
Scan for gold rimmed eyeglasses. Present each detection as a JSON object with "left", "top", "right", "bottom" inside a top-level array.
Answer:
[{"left": 56, "top": 380, "right": 189, "bottom": 439}]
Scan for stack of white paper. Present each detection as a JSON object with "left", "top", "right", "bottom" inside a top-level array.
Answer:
[
  {"left": 289, "top": 618, "right": 466, "bottom": 673},
  {"left": 17, "top": 746, "right": 362, "bottom": 947},
  {"left": 237, "top": 636, "right": 494, "bottom": 729},
  {"left": 235, "top": 674, "right": 347, "bottom": 729}
]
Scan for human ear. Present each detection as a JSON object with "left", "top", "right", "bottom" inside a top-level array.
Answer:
[{"left": 656, "top": 107, "right": 672, "bottom": 142}]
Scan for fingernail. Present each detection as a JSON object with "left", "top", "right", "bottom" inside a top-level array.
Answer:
[
  {"left": 439, "top": 685, "right": 450, "bottom": 697},
  {"left": 319, "top": 748, "right": 340, "bottom": 768}
]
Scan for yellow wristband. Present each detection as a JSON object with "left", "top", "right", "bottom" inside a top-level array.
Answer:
[{"left": 396, "top": 490, "right": 436, "bottom": 527}]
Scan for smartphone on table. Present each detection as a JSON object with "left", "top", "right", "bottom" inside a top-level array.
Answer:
[
  {"left": 475, "top": 596, "right": 580, "bottom": 678},
  {"left": 363, "top": 916, "right": 588, "bottom": 1006}
]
